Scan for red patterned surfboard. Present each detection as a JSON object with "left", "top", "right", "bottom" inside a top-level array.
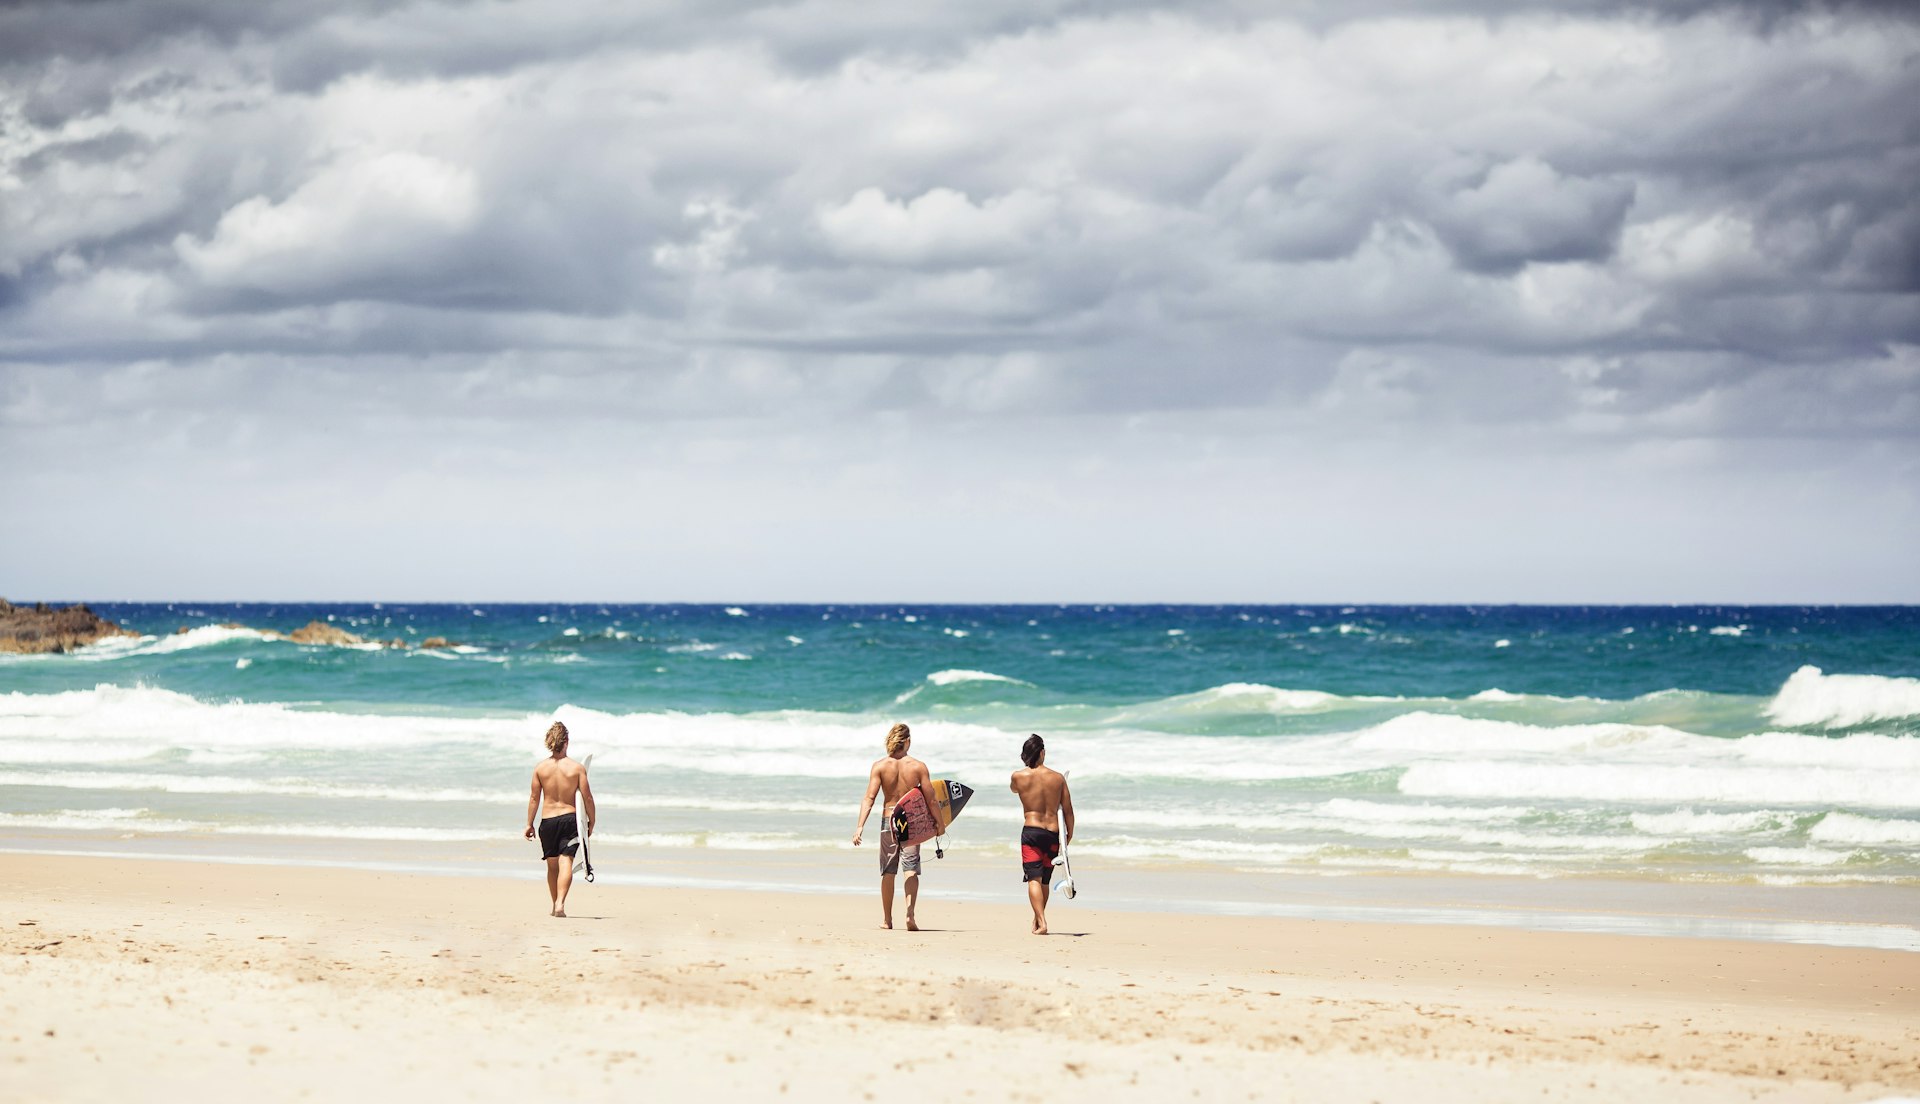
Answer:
[{"left": 890, "top": 779, "right": 974, "bottom": 847}]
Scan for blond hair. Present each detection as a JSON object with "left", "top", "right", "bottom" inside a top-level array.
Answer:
[
  {"left": 544, "top": 721, "right": 569, "bottom": 754},
  {"left": 885, "top": 723, "right": 911, "bottom": 755}
]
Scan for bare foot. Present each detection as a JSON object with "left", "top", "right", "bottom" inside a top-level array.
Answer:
[
  {"left": 905, "top": 918, "right": 919, "bottom": 932},
  {"left": 880, "top": 920, "right": 893, "bottom": 930},
  {"left": 1032, "top": 922, "right": 1048, "bottom": 935},
  {"left": 554, "top": 907, "right": 566, "bottom": 918}
]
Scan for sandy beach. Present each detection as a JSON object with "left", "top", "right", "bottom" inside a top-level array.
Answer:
[{"left": 2, "top": 854, "right": 1914, "bottom": 1101}]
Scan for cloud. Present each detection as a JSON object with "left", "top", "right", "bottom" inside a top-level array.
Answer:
[
  {"left": 176, "top": 150, "right": 481, "bottom": 305},
  {"left": 0, "top": 0, "right": 1916, "bottom": 599},
  {"left": 817, "top": 187, "right": 1059, "bottom": 269},
  {"left": 1425, "top": 158, "right": 1637, "bottom": 272}
]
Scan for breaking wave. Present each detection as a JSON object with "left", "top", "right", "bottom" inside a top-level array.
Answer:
[{"left": 1765, "top": 666, "right": 1920, "bottom": 729}]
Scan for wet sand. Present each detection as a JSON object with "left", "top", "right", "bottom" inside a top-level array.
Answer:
[{"left": 1, "top": 854, "right": 1915, "bottom": 1101}]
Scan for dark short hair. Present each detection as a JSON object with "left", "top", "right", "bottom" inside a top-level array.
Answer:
[{"left": 1021, "top": 733, "right": 1045, "bottom": 768}]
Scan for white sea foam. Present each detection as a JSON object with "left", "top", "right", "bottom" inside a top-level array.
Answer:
[
  {"left": 593, "top": 832, "right": 824, "bottom": 851},
  {"left": 1628, "top": 809, "right": 1789, "bottom": 836},
  {"left": 1746, "top": 846, "right": 1859, "bottom": 867},
  {"left": 1470, "top": 689, "right": 1522, "bottom": 702},
  {"left": 719, "top": 652, "right": 752, "bottom": 661},
  {"left": 1709, "top": 625, "right": 1747, "bottom": 637},
  {"left": 1353, "top": 712, "right": 1685, "bottom": 755},
  {"left": 69, "top": 625, "right": 276, "bottom": 660},
  {"left": 724, "top": 607, "right": 748, "bottom": 617},
  {"left": 0, "top": 684, "right": 531, "bottom": 755},
  {"left": 924, "top": 669, "right": 1030, "bottom": 686},
  {"left": 1316, "top": 798, "right": 1536, "bottom": 823},
  {"left": 1120, "top": 683, "right": 1349, "bottom": 718},
  {"left": 0, "top": 770, "right": 503, "bottom": 802},
  {"left": 235, "top": 658, "right": 251, "bottom": 670},
  {"left": 666, "top": 642, "right": 720, "bottom": 654},
  {"left": 0, "top": 807, "right": 200, "bottom": 833},
  {"left": 1402, "top": 762, "right": 1918, "bottom": 809},
  {"left": 1809, "top": 812, "right": 1920, "bottom": 847},
  {"left": 0, "top": 739, "right": 173, "bottom": 765},
  {"left": 230, "top": 823, "right": 498, "bottom": 843},
  {"left": 1080, "top": 836, "right": 1328, "bottom": 865},
  {"left": 1764, "top": 666, "right": 1920, "bottom": 728}
]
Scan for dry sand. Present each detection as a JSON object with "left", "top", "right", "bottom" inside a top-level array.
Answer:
[{"left": 1, "top": 854, "right": 1915, "bottom": 1101}]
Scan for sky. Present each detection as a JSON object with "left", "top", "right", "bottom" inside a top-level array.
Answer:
[{"left": 1, "top": 0, "right": 1916, "bottom": 603}]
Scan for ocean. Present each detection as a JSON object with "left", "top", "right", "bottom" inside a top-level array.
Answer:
[{"left": 4, "top": 603, "right": 1919, "bottom": 938}]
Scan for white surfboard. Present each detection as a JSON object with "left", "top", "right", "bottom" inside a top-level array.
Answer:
[{"left": 569, "top": 753, "right": 594, "bottom": 879}]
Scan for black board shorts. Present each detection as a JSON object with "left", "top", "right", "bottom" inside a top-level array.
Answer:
[
  {"left": 539, "top": 812, "right": 580, "bottom": 860},
  {"left": 1021, "top": 826, "right": 1060, "bottom": 885}
]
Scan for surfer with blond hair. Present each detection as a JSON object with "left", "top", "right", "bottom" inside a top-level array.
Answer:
[
  {"left": 852, "top": 722, "right": 931, "bottom": 930},
  {"left": 525, "top": 720, "right": 595, "bottom": 918},
  {"left": 1010, "top": 734, "right": 1073, "bottom": 935}
]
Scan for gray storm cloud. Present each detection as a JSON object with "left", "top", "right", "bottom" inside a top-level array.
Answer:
[{"left": 1, "top": 0, "right": 1915, "bottom": 600}]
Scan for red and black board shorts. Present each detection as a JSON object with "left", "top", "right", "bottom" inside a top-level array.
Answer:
[{"left": 1021, "top": 826, "right": 1060, "bottom": 885}]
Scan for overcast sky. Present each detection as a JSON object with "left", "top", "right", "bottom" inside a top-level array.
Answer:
[{"left": 2, "top": 0, "right": 1916, "bottom": 602}]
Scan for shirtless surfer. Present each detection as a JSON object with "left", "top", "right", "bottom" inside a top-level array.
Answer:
[
  {"left": 524, "top": 720, "right": 595, "bottom": 918},
  {"left": 852, "top": 723, "right": 930, "bottom": 931},
  {"left": 1009, "top": 734, "right": 1073, "bottom": 935}
]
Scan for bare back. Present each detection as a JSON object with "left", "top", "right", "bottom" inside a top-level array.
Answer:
[
  {"left": 1010, "top": 765, "right": 1069, "bottom": 831},
  {"left": 870, "top": 754, "right": 930, "bottom": 808},
  {"left": 532, "top": 756, "right": 586, "bottom": 816}
]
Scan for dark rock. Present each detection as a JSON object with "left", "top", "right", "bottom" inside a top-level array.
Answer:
[
  {"left": 419, "top": 636, "right": 453, "bottom": 649},
  {"left": 0, "top": 599, "right": 139, "bottom": 655}
]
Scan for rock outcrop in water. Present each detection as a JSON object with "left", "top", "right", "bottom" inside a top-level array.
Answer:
[
  {"left": 0, "top": 599, "right": 139, "bottom": 654},
  {"left": 285, "top": 621, "right": 367, "bottom": 646},
  {"left": 8, "top": 605, "right": 460, "bottom": 653}
]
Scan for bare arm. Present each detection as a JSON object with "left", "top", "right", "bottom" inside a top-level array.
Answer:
[
  {"left": 853, "top": 765, "right": 882, "bottom": 845},
  {"left": 578, "top": 769, "right": 596, "bottom": 836},
  {"left": 1060, "top": 777, "right": 1074, "bottom": 845},
  {"left": 524, "top": 772, "right": 541, "bottom": 840}
]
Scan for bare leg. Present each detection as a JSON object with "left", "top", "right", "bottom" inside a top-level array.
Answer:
[
  {"left": 1027, "top": 879, "right": 1048, "bottom": 935},
  {"left": 555, "top": 855, "right": 575, "bottom": 917},
  {"left": 545, "top": 858, "right": 561, "bottom": 916},
  {"left": 903, "top": 872, "right": 920, "bottom": 931},
  {"left": 879, "top": 873, "right": 895, "bottom": 929}
]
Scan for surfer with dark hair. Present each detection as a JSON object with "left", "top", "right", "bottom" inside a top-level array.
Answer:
[
  {"left": 1010, "top": 733, "right": 1073, "bottom": 935},
  {"left": 525, "top": 720, "right": 595, "bottom": 918},
  {"left": 852, "top": 722, "right": 931, "bottom": 931}
]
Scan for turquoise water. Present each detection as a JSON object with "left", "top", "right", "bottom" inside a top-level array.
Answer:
[{"left": 2, "top": 603, "right": 1918, "bottom": 888}]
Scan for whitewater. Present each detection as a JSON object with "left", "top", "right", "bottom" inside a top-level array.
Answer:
[{"left": 2, "top": 603, "right": 1916, "bottom": 889}]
